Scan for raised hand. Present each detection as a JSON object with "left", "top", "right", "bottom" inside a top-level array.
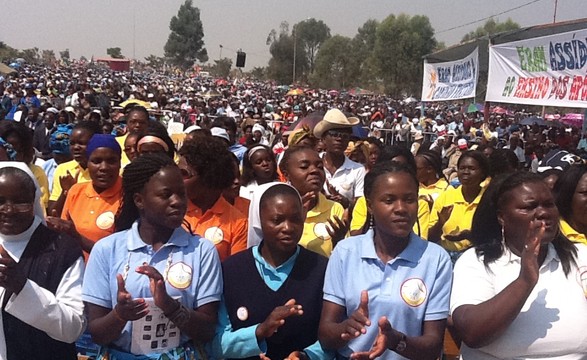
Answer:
[
  {"left": 438, "top": 205, "right": 454, "bottom": 226},
  {"left": 341, "top": 290, "right": 371, "bottom": 341},
  {"left": 46, "top": 209, "right": 78, "bottom": 237},
  {"left": 0, "top": 245, "right": 26, "bottom": 295},
  {"left": 350, "top": 316, "right": 400, "bottom": 360},
  {"left": 518, "top": 220, "right": 544, "bottom": 287},
  {"left": 255, "top": 299, "right": 303, "bottom": 340},
  {"left": 327, "top": 215, "right": 349, "bottom": 245},
  {"left": 114, "top": 273, "right": 149, "bottom": 322},
  {"left": 59, "top": 171, "right": 78, "bottom": 193},
  {"left": 301, "top": 191, "right": 317, "bottom": 213},
  {"left": 325, "top": 181, "right": 350, "bottom": 208},
  {"left": 135, "top": 264, "right": 177, "bottom": 314}
]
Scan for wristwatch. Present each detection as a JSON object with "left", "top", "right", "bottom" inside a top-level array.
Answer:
[{"left": 395, "top": 332, "right": 407, "bottom": 352}]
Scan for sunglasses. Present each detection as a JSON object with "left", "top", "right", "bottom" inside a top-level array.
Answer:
[{"left": 325, "top": 130, "right": 351, "bottom": 139}]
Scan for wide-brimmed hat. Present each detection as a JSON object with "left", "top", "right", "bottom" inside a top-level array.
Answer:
[{"left": 313, "top": 109, "right": 359, "bottom": 138}]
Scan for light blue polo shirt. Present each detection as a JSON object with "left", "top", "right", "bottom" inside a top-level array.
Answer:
[
  {"left": 82, "top": 221, "right": 223, "bottom": 353},
  {"left": 324, "top": 230, "right": 452, "bottom": 359}
]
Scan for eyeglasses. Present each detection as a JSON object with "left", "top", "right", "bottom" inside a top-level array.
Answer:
[
  {"left": 0, "top": 202, "right": 33, "bottom": 213},
  {"left": 325, "top": 130, "right": 351, "bottom": 139}
]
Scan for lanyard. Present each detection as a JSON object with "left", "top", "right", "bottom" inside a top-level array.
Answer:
[{"left": 122, "top": 248, "right": 174, "bottom": 282}]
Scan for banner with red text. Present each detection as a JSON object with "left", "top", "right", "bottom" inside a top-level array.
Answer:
[
  {"left": 486, "top": 28, "right": 587, "bottom": 108},
  {"left": 422, "top": 47, "right": 478, "bottom": 102}
]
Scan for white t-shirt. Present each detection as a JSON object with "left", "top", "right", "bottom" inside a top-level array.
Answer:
[
  {"left": 321, "top": 155, "right": 366, "bottom": 201},
  {"left": 451, "top": 244, "right": 587, "bottom": 360}
]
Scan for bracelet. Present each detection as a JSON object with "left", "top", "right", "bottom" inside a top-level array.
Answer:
[{"left": 166, "top": 302, "right": 190, "bottom": 328}]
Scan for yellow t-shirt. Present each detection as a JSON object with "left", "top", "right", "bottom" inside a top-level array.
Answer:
[
  {"left": 29, "top": 164, "right": 49, "bottom": 211},
  {"left": 300, "top": 193, "right": 345, "bottom": 258},
  {"left": 419, "top": 178, "right": 449, "bottom": 202},
  {"left": 559, "top": 219, "right": 587, "bottom": 244},
  {"left": 50, "top": 160, "right": 91, "bottom": 201},
  {"left": 428, "top": 186, "right": 486, "bottom": 252},
  {"left": 116, "top": 134, "right": 130, "bottom": 168},
  {"left": 350, "top": 196, "right": 430, "bottom": 239}
]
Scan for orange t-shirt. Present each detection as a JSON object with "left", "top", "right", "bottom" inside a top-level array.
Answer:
[
  {"left": 233, "top": 196, "right": 250, "bottom": 217},
  {"left": 62, "top": 177, "right": 123, "bottom": 260},
  {"left": 184, "top": 196, "right": 248, "bottom": 262}
]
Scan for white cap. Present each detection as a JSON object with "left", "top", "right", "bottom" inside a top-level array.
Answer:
[{"left": 210, "top": 127, "right": 230, "bottom": 143}]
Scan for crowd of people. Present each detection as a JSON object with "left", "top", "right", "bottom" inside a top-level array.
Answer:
[{"left": 0, "top": 61, "right": 587, "bottom": 360}]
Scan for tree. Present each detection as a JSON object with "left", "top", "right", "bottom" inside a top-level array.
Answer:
[
  {"left": 211, "top": 57, "right": 232, "bottom": 78},
  {"left": 164, "top": 0, "right": 208, "bottom": 69},
  {"left": 461, "top": 18, "right": 520, "bottom": 43},
  {"left": 41, "top": 49, "right": 56, "bottom": 65},
  {"left": 249, "top": 67, "right": 266, "bottom": 80},
  {"left": 313, "top": 35, "right": 358, "bottom": 89},
  {"left": 59, "top": 49, "right": 70, "bottom": 62},
  {"left": 0, "top": 42, "right": 18, "bottom": 62},
  {"left": 293, "top": 18, "right": 330, "bottom": 74},
  {"left": 145, "top": 54, "right": 165, "bottom": 68},
  {"left": 19, "top": 48, "right": 40, "bottom": 64},
  {"left": 107, "top": 47, "right": 123, "bottom": 58},
  {"left": 373, "top": 14, "right": 437, "bottom": 96},
  {"left": 351, "top": 19, "right": 380, "bottom": 88},
  {"left": 266, "top": 22, "right": 308, "bottom": 84}
]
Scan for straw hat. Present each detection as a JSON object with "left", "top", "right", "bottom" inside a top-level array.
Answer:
[{"left": 313, "top": 109, "right": 360, "bottom": 138}]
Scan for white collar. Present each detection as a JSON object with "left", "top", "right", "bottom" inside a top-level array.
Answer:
[{"left": 0, "top": 216, "right": 42, "bottom": 261}]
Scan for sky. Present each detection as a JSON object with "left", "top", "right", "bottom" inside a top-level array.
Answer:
[{"left": 1, "top": 0, "right": 585, "bottom": 70}]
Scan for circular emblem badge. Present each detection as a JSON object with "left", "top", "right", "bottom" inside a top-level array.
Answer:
[
  {"left": 167, "top": 262, "right": 193, "bottom": 290},
  {"left": 237, "top": 306, "right": 249, "bottom": 321},
  {"left": 313, "top": 223, "right": 331, "bottom": 239},
  {"left": 340, "top": 182, "right": 352, "bottom": 191},
  {"left": 400, "top": 278, "right": 427, "bottom": 307},
  {"left": 95, "top": 211, "right": 115, "bottom": 230},
  {"left": 204, "top": 227, "right": 224, "bottom": 245}
]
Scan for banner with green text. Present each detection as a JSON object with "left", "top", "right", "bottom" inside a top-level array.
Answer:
[
  {"left": 422, "top": 47, "right": 478, "bottom": 102},
  {"left": 486, "top": 28, "right": 587, "bottom": 108}
]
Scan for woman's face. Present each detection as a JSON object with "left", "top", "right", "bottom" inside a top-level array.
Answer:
[
  {"left": 250, "top": 149, "right": 275, "bottom": 182},
  {"left": 136, "top": 166, "right": 187, "bottom": 230},
  {"left": 0, "top": 174, "right": 34, "bottom": 235},
  {"left": 571, "top": 173, "right": 587, "bottom": 230},
  {"left": 260, "top": 192, "right": 305, "bottom": 255},
  {"left": 415, "top": 156, "right": 432, "bottom": 184},
  {"left": 124, "top": 135, "right": 139, "bottom": 162},
  {"left": 70, "top": 129, "right": 92, "bottom": 166},
  {"left": 88, "top": 148, "right": 121, "bottom": 192},
  {"left": 284, "top": 149, "right": 325, "bottom": 195},
  {"left": 367, "top": 172, "right": 418, "bottom": 239},
  {"left": 368, "top": 143, "right": 380, "bottom": 168},
  {"left": 127, "top": 111, "right": 149, "bottom": 134},
  {"left": 457, "top": 156, "right": 484, "bottom": 187},
  {"left": 499, "top": 181, "right": 559, "bottom": 251},
  {"left": 223, "top": 160, "right": 242, "bottom": 202},
  {"left": 138, "top": 142, "right": 166, "bottom": 156},
  {"left": 314, "top": 140, "right": 326, "bottom": 153}
]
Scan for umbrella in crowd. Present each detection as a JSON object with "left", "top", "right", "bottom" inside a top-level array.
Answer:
[
  {"left": 560, "top": 113, "right": 584, "bottom": 127},
  {"left": 520, "top": 116, "right": 546, "bottom": 126},
  {"left": 466, "top": 103, "right": 484, "bottom": 114},
  {"left": 286, "top": 88, "right": 304, "bottom": 96},
  {"left": 201, "top": 89, "right": 222, "bottom": 99},
  {"left": 289, "top": 111, "right": 325, "bottom": 130}
]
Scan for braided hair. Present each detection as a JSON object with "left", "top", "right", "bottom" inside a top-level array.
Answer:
[{"left": 115, "top": 153, "right": 176, "bottom": 231}]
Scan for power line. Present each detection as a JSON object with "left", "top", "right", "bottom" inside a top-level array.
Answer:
[{"left": 436, "top": 0, "right": 546, "bottom": 35}]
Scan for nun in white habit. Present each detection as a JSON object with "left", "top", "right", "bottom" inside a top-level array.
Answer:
[{"left": 0, "top": 162, "right": 85, "bottom": 360}]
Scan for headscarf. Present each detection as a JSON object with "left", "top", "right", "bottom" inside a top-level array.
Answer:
[
  {"left": 50, "top": 124, "right": 73, "bottom": 155},
  {"left": 86, "top": 134, "right": 122, "bottom": 158},
  {"left": 288, "top": 125, "right": 313, "bottom": 147},
  {"left": 0, "top": 138, "right": 17, "bottom": 161},
  {"left": 247, "top": 182, "right": 302, "bottom": 248},
  {"left": 0, "top": 162, "right": 45, "bottom": 224}
]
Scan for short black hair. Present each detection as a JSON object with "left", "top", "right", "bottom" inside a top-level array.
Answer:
[
  {"left": 179, "top": 137, "right": 234, "bottom": 190},
  {"left": 458, "top": 150, "right": 489, "bottom": 180},
  {"left": 554, "top": 164, "right": 587, "bottom": 223},
  {"left": 212, "top": 116, "right": 237, "bottom": 134},
  {"left": 364, "top": 161, "right": 418, "bottom": 201}
]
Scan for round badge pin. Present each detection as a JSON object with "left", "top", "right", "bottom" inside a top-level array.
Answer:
[
  {"left": 237, "top": 306, "right": 249, "bottom": 321},
  {"left": 95, "top": 211, "right": 115, "bottom": 230}
]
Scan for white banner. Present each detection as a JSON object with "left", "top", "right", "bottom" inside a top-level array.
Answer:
[
  {"left": 486, "top": 28, "right": 587, "bottom": 108},
  {"left": 422, "top": 47, "right": 478, "bottom": 102}
]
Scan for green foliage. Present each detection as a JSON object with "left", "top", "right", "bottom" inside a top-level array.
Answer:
[
  {"left": 293, "top": 18, "right": 331, "bottom": 74},
  {"left": 373, "top": 14, "right": 436, "bottom": 96},
  {"left": 312, "top": 35, "right": 358, "bottom": 89},
  {"left": 19, "top": 48, "right": 40, "bottom": 64},
  {"left": 211, "top": 57, "right": 232, "bottom": 78},
  {"left": 0, "top": 42, "right": 19, "bottom": 62},
  {"left": 249, "top": 66, "right": 266, "bottom": 80},
  {"left": 59, "top": 49, "right": 70, "bottom": 61},
  {"left": 351, "top": 19, "right": 380, "bottom": 88},
  {"left": 266, "top": 22, "right": 308, "bottom": 84},
  {"left": 461, "top": 18, "right": 520, "bottom": 43},
  {"left": 164, "top": 0, "right": 208, "bottom": 70},
  {"left": 41, "top": 50, "right": 56, "bottom": 64},
  {"left": 145, "top": 54, "right": 165, "bottom": 68},
  {"left": 107, "top": 47, "right": 123, "bottom": 59}
]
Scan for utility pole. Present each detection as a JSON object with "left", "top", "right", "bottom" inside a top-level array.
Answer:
[
  {"left": 553, "top": 0, "right": 558, "bottom": 23},
  {"left": 219, "top": 44, "right": 223, "bottom": 60},
  {"left": 292, "top": 29, "right": 296, "bottom": 85}
]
